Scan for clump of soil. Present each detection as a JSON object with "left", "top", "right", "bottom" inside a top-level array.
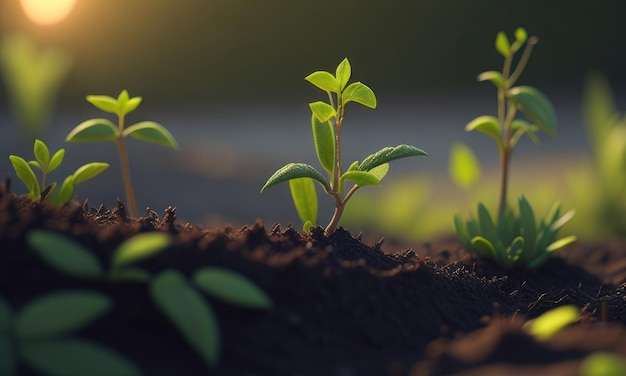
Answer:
[{"left": 1, "top": 177, "right": 625, "bottom": 375}]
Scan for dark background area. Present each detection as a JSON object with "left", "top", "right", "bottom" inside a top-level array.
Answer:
[{"left": 1, "top": 1, "right": 625, "bottom": 106}]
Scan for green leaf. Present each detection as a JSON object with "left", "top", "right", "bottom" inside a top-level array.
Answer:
[
  {"left": 507, "top": 86, "right": 557, "bottom": 136},
  {"left": 510, "top": 119, "right": 540, "bottom": 146},
  {"left": 304, "top": 71, "right": 339, "bottom": 93},
  {"left": 28, "top": 160, "right": 42, "bottom": 172},
  {"left": 477, "top": 71, "right": 506, "bottom": 89},
  {"left": 465, "top": 115, "right": 501, "bottom": 144},
  {"left": 341, "top": 82, "right": 376, "bottom": 109},
  {"left": 33, "top": 139, "right": 50, "bottom": 169},
  {"left": 477, "top": 203, "right": 503, "bottom": 251},
  {"left": 309, "top": 101, "right": 336, "bottom": 122},
  {"left": 55, "top": 175, "right": 74, "bottom": 205},
  {"left": 302, "top": 220, "right": 313, "bottom": 232},
  {"left": 86, "top": 95, "right": 118, "bottom": 114},
  {"left": 546, "top": 235, "right": 577, "bottom": 252},
  {"left": 261, "top": 163, "right": 329, "bottom": 193},
  {"left": 66, "top": 118, "right": 120, "bottom": 143},
  {"left": 518, "top": 196, "right": 537, "bottom": 253},
  {"left": 347, "top": 161, "right": 359, "bottom": 172},
  {"left": 0, "top": 333, "right": 16, "bottom": 376},
  {"left": 21, "top": 338, "right": 141, "bottom": 376},
  {"left": 495, "top": 31, "right": 511, "bottom": 56},
  {"left": 289, "top": 177, "right": 317, "bottom": 227},
  {"left": 122, "top": 96, "right": 142, "bottom": 115},
  {"left": 454, "top": 215, "right": 471, "bottom": 247},
  {"left": 9, "top": 155, "right": 40, "bottom": 200},
  {"left": 335, "top": 58, "right": 351, "bottom": 91},
  {"left": 515, "top": 27, "right": 528, "bottom": 43},
  {"left": 525, "top": 305, "right": 580, "bottom": 341},
  {"left": 16, "top": 291, "right": 111, "bottom": 340},
  {"left": 550, "top": 209, "right": 576, "bottom": 232},
  {"left": 448, "top": 142, "right": 481, "bottom": 190},
  {"left": 340, "top": 171, "right": 381, "bottom": 188},
  {"left": 111, "top": 232, "right": 171, "bottom": 269},
  {"left": 311, "top": 114, "right": 335, "bottom": 175},
  {"left": 580, "top": 352, "right": 626, "bottom": 376},
  {"left": 123, "top": 121, "right": 179, "bottom": 149},
  {"left": 471, "top": 236, "right": 497, "bottom": 260},
  {"left": 72, "top": 163, "right": 109, "bottom": 185},
  {"left": 48, "top": 149, "right": 65, "bottom": 173},
  {"left": 359, "top": 144, "right": 427, "bottom": 172},
  {"left": 26, "top": 230, "right": 103, "bottom": 279},
  {"left": 193, "top": 268, "right": 273, "bottom": 310},
  {"left": 368, "top": 163, "right": 389, "bottom": 181},
  {"left": 150, "top": 270, "right": 220, "bottom": 368}
]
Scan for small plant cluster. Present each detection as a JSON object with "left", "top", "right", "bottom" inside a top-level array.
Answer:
[
  {"left": 453, "top": 28, "right": 576, "bottom": 269},
  {"left": 261, "top": 58, "right": 427, "bottom": 235}
]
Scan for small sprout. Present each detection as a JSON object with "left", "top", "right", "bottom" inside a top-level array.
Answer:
[
  {"left": 262, "top": 58, "right": 427, "bottom": 235},
  {"left": 523, "top": 305, "right": 580, "bottom": 341},
  {"left": 66, "top": 90, "right": 179, "bottom": 217},
  {"left": 9, "top": 139, "right": 108, "bottom": 205}
]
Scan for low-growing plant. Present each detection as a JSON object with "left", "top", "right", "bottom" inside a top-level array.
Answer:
[
  {"left": 9, "top": 139, "right": 109, "bottom": 205},
  {"left": 0, "top": 291, "right": 140, "bottom": 376},
  {"left": 261, "top": 58, "right": 427, "bottom": 234},
  {"left": 453, "top": 28, "right": 576, "bottom": 269},
  {"left": 65, "top": 90, "right": 179, "bottom": 217}
]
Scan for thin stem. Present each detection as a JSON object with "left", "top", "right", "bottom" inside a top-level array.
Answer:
[
  {"left": 508, "top": 36, "right": 538, "bottom": 87},
  {"left": 116, "top": 115, "right": 138, "bottom": 217},
  {"left": 324, "top": 193, "right": 344, "bottom": 236}
]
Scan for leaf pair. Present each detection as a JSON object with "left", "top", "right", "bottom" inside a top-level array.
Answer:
[
  {"left": 0, "top": 292, "right": 140, "bottom": 376},
  {"left": 9, "top": 139, "right": 109, "bottom": 205}
]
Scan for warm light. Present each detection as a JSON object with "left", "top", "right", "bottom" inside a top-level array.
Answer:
[{"left": 20, "top": 0, "right": 76, "bottom": 25}]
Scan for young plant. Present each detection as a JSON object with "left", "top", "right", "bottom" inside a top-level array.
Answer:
[
  {"left": 65, "top": 90, "right": 179, "bottom": 217},
  {"left": 261, "top": 58, "right": 427, "bottom": 235},
  {"left": 454, "top": 28, "right": 576, "bottom": 269},
  {"left": 9, "top": 139, "right": 109, "bottom": 205}
]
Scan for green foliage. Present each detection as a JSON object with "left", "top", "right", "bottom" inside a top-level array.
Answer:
[
  {"left": 193, "top": 267, "right": 273, "bottom": 310},
  {"left": 454, "top": 197, "right": 576, "bottom": 269},
  {"left": 66, "top": 90, "right": 179, "bottom": 217},
  {"left": 9, "top": 139, "right": 109, "bottom": 205},
  {"left": 449, "top": 142, "right": 481, "bottom": 190},
  {"left": 262, "top": 58, "right": 427, "bottom": 234},
  {"left": 581, "top": 352, "right": 626, "bottom": 376},
  {"left": 0, "top": 292, "right": 140, "bottom": 376},
  {"left": 523, "top": 305, "right": 580, "bottom": 341}
]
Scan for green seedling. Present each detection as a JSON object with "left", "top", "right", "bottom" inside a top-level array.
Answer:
[
  {"left": 9, "top": 139, "right": 109, "bottom": 205},
  {"left": 0, "top": 292, "right": 140, "bottom": 376},
  {"left": 65, "top": 90, "right": 179, "bottom": 217},
  {"left": 523, "top": 305, "right": 580, "bottom": 341},
  {"left": 26, "top": 230, "right": 272, "bottom": 369},
  {"left": 454, "top": 28, "right": 576, "bottom": 269},
  {"left": 261, "top": 58, "right": 427, "bottom": 234}
]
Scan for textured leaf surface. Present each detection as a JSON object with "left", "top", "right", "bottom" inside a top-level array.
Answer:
[
  {"left": 508, "top": 86, "right": 557, "bottom": 136},
  {"left": 111, "top": 232, "right": 171, "bottom": 269},
  {"left": 66, "top": 118, "right": 119, "bottom": 143},
  {"left": 193, "top": 268, "right": 273, "bottom": 310},
  {"left": 289, "top": 177, "right": 317, "bottom": 227},
  {"left": 123, "top": 121, "right": 179, "bottom": 149},
  {"left": 359, "top": 145, "right": 427, "bottom": 172},
  {"left": 261, "top": 163, "right": 328, "bottom": 192}
]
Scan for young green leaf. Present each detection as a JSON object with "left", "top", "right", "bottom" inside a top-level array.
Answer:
[
  {"left": 261, "top": 163, "right": 329, "bottom": 193},
  {"left": 309, "top": 101, "right": 336, "bottom": 122},
  {"left": 123, "top": 121, "right": 179, "bottom": 149},
  {"left": 9, "top": 155, "right": 40, "bottom": 199},
  {"left": 515, "top": 27, "right": 528, "bottom": 43},
  {"left": 48, "top": 149, "right": 65, "bottom": 173},
  {"left": 305, "top": 71, "right": 339, "bottom": 93},
  {"left": 33, "top": 139, "right": 50, "bottom": 168},
  {"left": 65, "top": 118, "right": 120, "bottom": 143},
  {"left": 495, "top": 31, "right": 511, "bottom": 56},
  {"left": 289, "top": 177, "right": 317, "bottom": 228},
  {"left": 340, "top": 171, "right": 381, "bottom": 188},
  {"left": 449, "top": 142, "right": 481, "bottom": 190},
  {"left": 20, "top": 338, "right": 141, "bottom": 376},
  {"left": 477, "top": 203, "right": 504, "bottom": 251},
  {"left": 122, "top": 96, "right": 142, "bottom": 116},
  {"left": 524, "top": 305, "right": 580, "bottom": 341},
  {"left": 86, "top": 95, "right": 118, "bottom": 114},
  {"left": 359, "top": 145, "right": 427, "bottom": 172},
  {"left": 311, "top": 115, "right": 335, "bottom": 175},
  {"left": 368, "top": 163, "right": 389, "bottom": 181},
  {"left": 72, "top": 163, "right": 109, "bottom": 184},
  {"left": 507, "top": 86, "right": 557, "bottom": 136},
  {"left": 341, "top": 82, "right": 377, "bottom": 109},
  {"left": 470, "top": 236, "right": 497, "bottom": 260},
  {"left": 303, "top": 220, "right": 313, "bottom": 232},
  {"left": 150, "top": 270, "right": 220, "bottom": 368},
  {"left": 465, "top": 115, "right": 502, "bottom": 144},
  {"left": 111, "top": 232, "right": 171, "bottom": 269},
  {"left": 477, "top": 71, "right": 505, "bottom": 89},
  {"left": 55, "top": 176, "right": 75, "bottom": 205},
  {"left": 518, "top": 196, "right": 537, "bottom": 254},
  {"left": 546, "top": 235, "right": 577, "bottom": 253},
  {"left": 26, "top": 230, "right": 103, "bottom": 279},
  {"left": 335, "top": 58, "right": 351, "bottom": 91},
  {"left": 16, "top": 292, "right": 111, "bottom": 340},
  {"left": 193, "top": 267, "right": 273, "bottom": 310}
]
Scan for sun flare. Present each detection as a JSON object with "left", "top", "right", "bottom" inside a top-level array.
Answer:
[{"left": 20, "top": 0, "right": 76, "bottom": 25}]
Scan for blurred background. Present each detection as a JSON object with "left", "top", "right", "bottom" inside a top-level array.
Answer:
[{"left": 1, "top": 0, "right": 626, "bottom": 243}]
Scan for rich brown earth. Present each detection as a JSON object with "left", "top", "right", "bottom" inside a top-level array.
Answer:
[{"left": 1, "top": 177, "right": 626, "bottom": 376}]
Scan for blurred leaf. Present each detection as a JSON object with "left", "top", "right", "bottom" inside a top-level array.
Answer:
[
  {"left": 72, "top": 163, "right": 109, "bottom": 184},
  {"left": 123, "top": 121, "right": 179, "bottom": 149},
  {"left": 305, "top": 71, "right": 339, "bottom": 93},
  {"left": 193, "top": 267, "right": 273, "bottom": 310},
  {"left": 341, "top": 82, "right": 376, "bottom": 109},
  {"left": 495, "top": 31, "right": 511, "bottom": 56},
  {"left": 26, "top": 230, "right": 103, "bottom": 279},
  {"left": 340, "top": 171, "right": 381, "bottom": 188},
  {"left": 122, "top": 96, "right": 142, "bottom": 115},
  {"left": 359, "top": 145, "right": 427, "bottom": 172},
  {"left": 580, "top": 352, "right": 626, "bottom": 376},
  {"left": 66, "top": 118, "right": 119, "bottom": 143},
  {"left": 16, "top": 291, "right": 111, "bottom": 340},
  {"left": 8, "top": 155, "right": 39, "bottom": 199},
  {"left": 86, "top": 95, "right": 118, "bottom": 114},
  {"left": 582, "top": 72, "right": 616, "bottom": 150},
  {"left": 471, "top": 236, "right": 496, "bottom": 260},
  {"left": 311, "top": 114, "right": 335, "bottom": 175},
  {"left": 261, "top": 163, "right": 329, "bottom": 193},
  {"left": 449, "top": 142, "right": 481, "bottom": 190},
  {"left": 289, "top": 177, "right": 317, "bottom": 227},
  {"left": 546, "top": 235, "right": 577, "bottom": 252},
  {"left": 309, "top": 101, "right": 336, "bottom": 122},
  {"left": 515, "top": 27, "right": 528, "bottom": 43},
  {"left": 525, "top": 305, "right": 580, "bottom": 341},
  {"left": 111, "top": 232, "right": 171, "bottom": 269},
  {"left": 48, "top": 149, "right": 65, "bottom": 173},
  {"left": 33, "top": 139, "right": 49, "bottom": 168},
  {"left": 507, "top": 86, "right": 557, "bottom": 136},
  {"left": 465, "top": 115, "right": 501, "bottom": 144},
  {"left": 151, "top": 270, "right": 220, "bottom": 368},
  {"left": 477, "top": 71, "right": 505, "bottom": 89},
  {"left": 21, "top": 338, "right": 141, "bottom": 376},
  {"left": 335, "top": 58, "right": 351, "bottom": 91}
]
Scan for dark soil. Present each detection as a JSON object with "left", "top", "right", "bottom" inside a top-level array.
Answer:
[{"left": 2, "top": 177, "right": 626, "bottom": 376}]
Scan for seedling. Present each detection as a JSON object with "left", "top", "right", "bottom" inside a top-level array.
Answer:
[
  {"left": 454, "top": 28, "right": 576, "bottom": 269},
  {"left": 65, "top": 90, "right": 179, "bottom": 217},
  {"left": 9, "top": 139, "right": 109, "bottom": 205},
  {"left": 0, "top": 292, "right": 140, "bottom": 376},
  {"left": 261, "top": 58, "right": 427, "bottom": 234}
]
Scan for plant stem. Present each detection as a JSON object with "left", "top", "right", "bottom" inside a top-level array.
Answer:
[
  {"left": 325, "top": 194, "right": 344, "bottom": 235},
  {"left": 116, "top": 115, "right": 138, "bottom": 217}
]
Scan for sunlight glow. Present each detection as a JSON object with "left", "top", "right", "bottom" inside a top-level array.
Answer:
[{"left": 20, "top": 0, "right": 76, "bottom": 25}]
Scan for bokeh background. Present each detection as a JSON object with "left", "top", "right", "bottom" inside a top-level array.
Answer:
[{"left": 1, "top": 0, "right": 626, "bottom": 243}]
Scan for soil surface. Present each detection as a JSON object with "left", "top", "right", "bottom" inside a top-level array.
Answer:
[{"left": 1, "top": 177, "right": 626, "bottom": 376}]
